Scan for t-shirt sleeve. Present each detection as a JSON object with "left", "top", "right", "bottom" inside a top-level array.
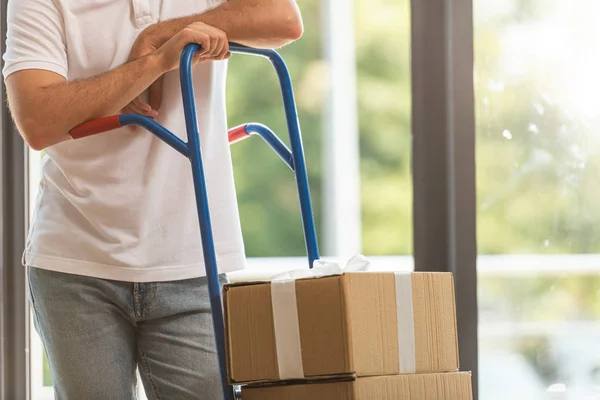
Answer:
[{"left": 2, "top": 0, "right": 68, "bottom": 80}]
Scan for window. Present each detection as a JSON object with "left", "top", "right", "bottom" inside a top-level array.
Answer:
[
  {"left": 227, "top": 0, "right": 412, "bottom": 260},
  {"left": 356, "top": 0, "right": 412, "bottom": 257},
  {"left": 475, "top": 0, "right": 600, "bottom": 397}
]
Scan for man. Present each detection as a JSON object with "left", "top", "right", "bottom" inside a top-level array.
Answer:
[{"left": 3, "top": 0, "right": 302, "bottom": 399}]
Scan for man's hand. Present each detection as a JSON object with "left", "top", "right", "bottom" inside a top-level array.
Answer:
[
  {"left": 122, "top": 0, "right": 303, "bottom": 118},
  {"left": 123, "top": 22, "right": 230, "bottom": 119},
  {"left": 156, "top": 22, "right": 230, "bottom": 70},
  {"left": 121, "top": 38, "right": 161, "bottom": 118}
]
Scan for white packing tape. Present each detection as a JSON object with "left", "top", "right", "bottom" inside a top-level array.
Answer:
[
  {"left": 394, "top": 272, "right": 417, "bottom": 373},
  {"left": 270, "top": 279, "right": 305, "bottom": 380},
  {"left": 268, "top": 256, "right": 376, "bottom": 380}
]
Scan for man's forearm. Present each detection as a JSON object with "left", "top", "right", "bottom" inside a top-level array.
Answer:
[
  {"left": 147, "top": 0, "right": 303, "bottom": 49},
  {"left": 8, "top": 54, "right": 165, "bottom": 150}
]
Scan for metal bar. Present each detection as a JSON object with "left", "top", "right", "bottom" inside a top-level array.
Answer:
[
  {"left": 447, "top": 3, "right": 478, "bottom": 395},
  {"left": 179, "top": 44, "right": 234, "bottom": 400},
  {"left": 0, "top": 0, "right": 29, "bottom": 396},
  {"left": 245, "top": 123, "right": 294, "bottom": 171},
  {"left": 411, "top": 0, "right": 478, "bottom": 397},
  {"left": 269, "top": 52, "right": 320, "bottom": 268},
  {"left": 230, "top": 44, "right": 320, "bottom": 268},
  {"left": 0, "top": 129, "right": 29, "bottom": 400},
  {"left": 0, "top": 114, "right": 29, "bottom": 400},
  {"left": 228, "top": 124, "right": 249, "bottom": 144},
  {"left": 119, "top": 115, "right": 189, "bottom": 158}
]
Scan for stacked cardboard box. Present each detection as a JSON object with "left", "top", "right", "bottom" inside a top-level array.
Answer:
[
  {"left": 243, "top": 373, "right": 473, "bottom": 400},
  {"left": 223, "top": 271, "right": 473, "bottom": 399}
]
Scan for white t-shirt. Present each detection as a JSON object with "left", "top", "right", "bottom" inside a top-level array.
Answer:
[{"left": 2, "top": 0, "right": 247, "bottom": 282}]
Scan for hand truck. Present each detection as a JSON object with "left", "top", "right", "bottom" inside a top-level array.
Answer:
[{"left": 69, "top": 43, "right": 320, "bottom": 400}]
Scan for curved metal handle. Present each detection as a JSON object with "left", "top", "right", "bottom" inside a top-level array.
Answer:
[
  {"left": 227, "top": 124, "right": 249, "bottom": 144},
  {"left": 229, "top": 123, "right": 294, "bottom": 170},
  {"left": 178, "top": 44, "right": 235, "bottom": 400},
  {"left": 69, "top": 115, "right": 122, "bottom": 139},
  {"left": 227, "top": 43, "right": 320, "bottom": 267}
]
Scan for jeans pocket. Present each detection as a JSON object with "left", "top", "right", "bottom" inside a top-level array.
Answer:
[
  {"left": 25, "top": 266, "right": 42, "bottom": 334},
  {"left": 26, "top": 265, "right": 37, "bottom": 308}
]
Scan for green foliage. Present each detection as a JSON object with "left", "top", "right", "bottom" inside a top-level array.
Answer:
[
  {"left": 475, "top": 0, "right": 600, "bottom": 255},
  {"left": 227, "top": 0, "right": 323, "bottom": 257}
]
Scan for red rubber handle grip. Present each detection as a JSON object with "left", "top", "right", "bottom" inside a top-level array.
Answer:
[
  {"left": 70, "top": 115, "right": 122, "bottom": 139},
  {"left": 228, "top": 124, "right": 249, "bottom": 144}
]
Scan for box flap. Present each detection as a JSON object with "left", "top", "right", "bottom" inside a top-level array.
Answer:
[
  {"left": 411, "top": 273, "right": 459, "bottom": 372},
  {"left": 223, "top": 272, "right": 345, "bottom": 289},
  {"left": 244, "top": 372, "right": 473, "bottom": 400},
  {"left": 343, "top": 272, "right": 399, "bottom": 375},
  {"left": 355, "top": 372, "right": 472, "bottom": 399},
  {"left": 343, "top": 272, "right": 459, "bottom": 375},
  {"left": 243, "top": 379, "right": 355, "bottom": 400},
  {"left": 224, "top": 283, "right": 279, "bottom": 383},
  {"left": 296, "top": 275, "right": 353, "bottom": 377}
]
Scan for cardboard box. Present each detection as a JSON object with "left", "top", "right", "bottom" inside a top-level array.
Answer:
[
  {"left": 224, "top": 272, "right": 459, "bottom": 384},
  {"left": 243, "top": 372, "right": 473, "bottom": 400}
]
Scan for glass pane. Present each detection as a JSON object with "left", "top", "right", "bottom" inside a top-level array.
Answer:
[
  {"left": 228, "top": 0, "right": 413, "bottom": 259},
  {"left": 475, "top": 0, "right": 600, "bottom": 398},
  {"left": 356, "top": 0, "right": 412, "bottom": 256}
]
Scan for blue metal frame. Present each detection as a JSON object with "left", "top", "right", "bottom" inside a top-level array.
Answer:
[
  {"left": 244, "top": 123, "right": 294, "bottom": 170},
  {"left": 119, "top": 114, "right": 189, "bottom": 157},
  {"left": 228, "top": 44, "right": 320, "bottom": 266},
  {"left": 179, "top": 44, "right": 234, "bottom": 400},
  {"left": 116, "top": 43, "right": 319, "bottom": 400}
]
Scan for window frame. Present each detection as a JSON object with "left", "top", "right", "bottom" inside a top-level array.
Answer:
[
  {"left": 0, "top": 0, "right": 30, "bottom": 395},
  {"left": 321, "top": 0, "right": 362, "bottom": 258},
  {"left": 410, "top": 0, "right": 478, "bottom": 395},
  {"left": 0, "top": 0, "right": 480, "bottom": 398}
]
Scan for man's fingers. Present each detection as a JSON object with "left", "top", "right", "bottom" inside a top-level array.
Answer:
[
  {"left": 165, "top": 23, "right": 230, "bottom": 70},
  {"left": 208, "top": 32, "right": 220, "bottom": 55},
  {"left": 192, "top": 32, "right": 211, "bottom": 56},
  {"left": 213, "top": 36, "right": 226, "bottom": 59},
  {"left": 131, "top": 96, "right": 158, "bottom": 117},
  {"left": 131, "top": 96, "right": 151, "bottom": 113},
  {"left": 217, "top": 37, "right": 230, "bottom": 60},
  {"left": 197, "top": 30, "right": 228, "bottom": 60},
  {"left": 148, "top": 76, "right": 164, "bottom": 113},
  {"left": 184, "top": 25, "right": 227, "bottom": 58},
  {"left": 186, "top": 23, "right": 215, "bottom": 55},
  {"left": 207, "top": 28, "right": 227, "bottom": 58},
  {"left": 121, "top": 96, "right": 157, "bottom": 134}
]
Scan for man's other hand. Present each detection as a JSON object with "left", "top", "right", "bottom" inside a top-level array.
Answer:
[{"left": 122, "top": 22, "right": 229, "bottom": 120}]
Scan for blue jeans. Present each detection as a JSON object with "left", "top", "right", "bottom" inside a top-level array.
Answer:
[{"left": 27, "top": 266, "right": 226, "bottom": 400}]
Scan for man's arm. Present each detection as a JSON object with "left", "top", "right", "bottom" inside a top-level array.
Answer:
[
  {"left": 141, "top": 0, "right": 303, "bottom": 50},
  {"left": 126, "top": 0, "right": 303, "bottom": 114},
  {"left": 6, "top": 56, "right": 163, "bottom": 150},
  {"left": 6, "top": 23, "right": 229, "bottom": 151}
]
